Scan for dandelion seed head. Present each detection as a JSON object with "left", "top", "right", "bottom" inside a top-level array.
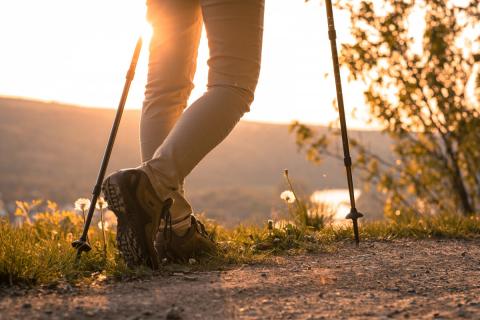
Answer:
[
  {"left": 95, "top": 197, "right": 108, "bottom": 210},
  {"left": 98, "top": 220, "right": 110, "bottom": 231},
  {"left": 395, "top": 210, "right": 401, "bottom": 216},
  {"left": 75, "top": 198, "right": 91, "bottom": 211},
  {"left": 280, "top": 190, "right": 295, "bottom": 204}
]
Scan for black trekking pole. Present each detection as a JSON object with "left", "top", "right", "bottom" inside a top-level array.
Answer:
[
  {"left": 72, "top": 37, "right": 143, "bottom": 262},
  {"left": 324, "top": 0, "right": 363, "bottom": 245}
]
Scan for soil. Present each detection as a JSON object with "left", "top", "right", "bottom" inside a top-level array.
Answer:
[{"left": 1, "top": 239, "right": 480, "bottom": 320}]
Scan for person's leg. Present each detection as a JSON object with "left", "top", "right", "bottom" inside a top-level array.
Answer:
[
  {"left": 101, "top": 0, "right": 203, "bottom": 268},
  {"left": 141, "top": 0, "right": 203, "bottom": 162},
  {"left": 143, "top": 0, "right": 265, "bottom": 234}
]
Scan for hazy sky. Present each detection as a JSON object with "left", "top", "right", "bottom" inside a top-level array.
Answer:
[{"left": 0, "top": 0, "right": 374, "bottom": 128}]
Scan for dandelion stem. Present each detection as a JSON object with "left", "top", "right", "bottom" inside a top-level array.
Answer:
[
  {"left": 284, "top": 170, "right": 306, "bottom": 220},
  {"left": 81, "top": 208, "right": 90, "bottom": 244},
  {"left": 100, "top": 208, "right": 107, "bottom": 259}
]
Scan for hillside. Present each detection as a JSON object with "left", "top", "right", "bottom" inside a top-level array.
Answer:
[{"left": 0, "top": 97, "right": 390, "bottom": 225}]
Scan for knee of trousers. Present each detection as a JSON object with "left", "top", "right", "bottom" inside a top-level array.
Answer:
[
  {"left": 142, "top": 84, "right": 193, "bottom": 117},
  {"left": 207, "top": 83, "right": 257, "bottom": 114}
]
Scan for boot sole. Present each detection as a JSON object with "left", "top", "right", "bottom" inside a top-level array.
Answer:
[{"left": 103, "top": 173, "right": 159, "bottom": 269}]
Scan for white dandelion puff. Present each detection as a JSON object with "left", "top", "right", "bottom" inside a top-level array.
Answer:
[
  {"left": 74, "top": 198, "right": 91, "bottom": 211},
  {"left": 280, "top": 190, "right": 295, "bottom": 204},
  {"left": 95, "top": 197, "right": 108, "bottom": 210}
]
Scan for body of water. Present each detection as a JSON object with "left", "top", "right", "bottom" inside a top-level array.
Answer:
[{"left": 310, "top": 188, "right": 362, "bottom": 221}]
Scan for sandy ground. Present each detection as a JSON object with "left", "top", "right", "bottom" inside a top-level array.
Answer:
[{"left": 1, "top": 239, "right": 480, "bottom": 320}]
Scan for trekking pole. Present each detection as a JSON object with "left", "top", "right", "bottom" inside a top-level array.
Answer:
[
  {"left": 72, "top": 37, "right": 143, "bottom": 262},
  {"left": 324, "top": 0, "right": 363, "bottom": 245}
]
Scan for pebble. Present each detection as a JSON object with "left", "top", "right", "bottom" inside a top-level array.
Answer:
[
  {"left": 85, "top": 310, "right": 97, "bottom": 317},
  {"left": 183, "top": 275, "right": 198, "bottom": 282},
  {"left": 166, "top": 305, "right": 183, "bottom": 320}
]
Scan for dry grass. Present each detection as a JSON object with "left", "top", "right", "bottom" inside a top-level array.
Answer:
[{"left": 1, "top": 200, "right": 479, "bottom": 286}]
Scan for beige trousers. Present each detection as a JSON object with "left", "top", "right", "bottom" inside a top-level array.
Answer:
[{"left": 141, "top": 0, "right": 265, "bottom": 229}]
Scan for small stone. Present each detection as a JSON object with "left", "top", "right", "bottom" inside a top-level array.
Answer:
[
  {"left": 188, "top": 258, "right": 197, "bottom": 265},
  {"left": 260, "top": 272, "right": 267, "bottom": 277},
  {"left": 166, "top": 306, "right": 183, "bottom": 320},
  {"left": 85, "top": 309, "right": 98, "bottom": 317},
  {"left": 22, "top": 303, "right": 32, "bottom": 309},
  {"left": 183, "top": 275, "right": 198, "bottom": 281}
]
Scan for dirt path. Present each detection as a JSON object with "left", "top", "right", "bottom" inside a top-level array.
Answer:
[{"left": 1, "top": 239, "right": 480, "bottom": 319}]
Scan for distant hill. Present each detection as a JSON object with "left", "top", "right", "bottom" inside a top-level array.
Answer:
[{"left": 0, "top": 97, "right": 390, "bottom": 225}]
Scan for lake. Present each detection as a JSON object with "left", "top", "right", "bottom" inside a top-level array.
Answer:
[{"left": 310, "top": 188, "right": 362, "bottom": 221}]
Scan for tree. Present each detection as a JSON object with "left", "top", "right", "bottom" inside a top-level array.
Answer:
[{"left": 292, "top": 0, "right": 480, "bottom": 217}]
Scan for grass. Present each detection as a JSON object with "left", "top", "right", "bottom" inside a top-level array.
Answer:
[{"left": 1, "top": 199, "right": 479, "bottom": 287}]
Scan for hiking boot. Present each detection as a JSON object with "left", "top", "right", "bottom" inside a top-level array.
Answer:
[
  {"left": 155, "top": 215, "right": 216, "bottom": 262},
  {"left": 102, "top": 168, "right": 173, "bottom": 269}
]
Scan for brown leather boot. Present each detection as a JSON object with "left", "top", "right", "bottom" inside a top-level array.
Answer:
[
  {"left": 102, "top": 168, "right": 173, "bottom": 269},
  {"left": 155, "top": 215, "right": 216, "bottom": 262}
]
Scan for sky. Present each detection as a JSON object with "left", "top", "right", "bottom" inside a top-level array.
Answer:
[{"left": 0, "top": 0, "right": 376, "bottom": 128}]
